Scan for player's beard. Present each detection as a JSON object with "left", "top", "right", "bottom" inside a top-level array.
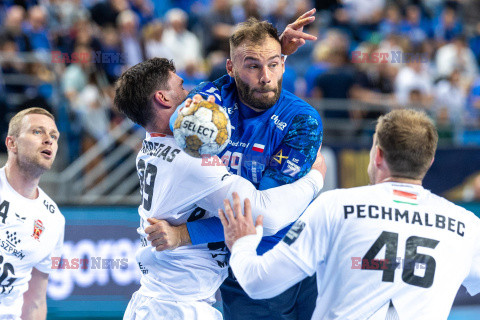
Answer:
[
  {"left": 17, "top": 151, "right": 52, "bottom": 178},
  {"left": 234, "top": 72, "right": 282, "bottom": 110}
]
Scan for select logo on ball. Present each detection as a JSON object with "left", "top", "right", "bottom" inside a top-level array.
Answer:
[
  {"left": 182, "top": 120, "right": 215, "bottom": 139},
  {"left": 173, "top": 100, "right": 231, "bottom": 158}
]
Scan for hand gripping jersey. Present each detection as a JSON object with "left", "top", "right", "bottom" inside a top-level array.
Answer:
[
  {"left": 170, "top": 75, "right": 323, "bottom": 254},
  {"left": 230, "top": 182, "right": 480, "bottom": 320},
  {"left": 133, "top": 133, "right": 323, "bottom": 302},
  {"left": 0, "top": 167, "right": 65, "bottom": 319}
]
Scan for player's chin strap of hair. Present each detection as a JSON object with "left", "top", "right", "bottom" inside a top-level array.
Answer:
[{"left": 231, "top": 225, "right": 264, "bottom": 253}]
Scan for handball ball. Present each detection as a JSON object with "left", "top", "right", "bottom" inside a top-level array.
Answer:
[{"left": 173, "top": 100, "right": 231, "bottom": 158}]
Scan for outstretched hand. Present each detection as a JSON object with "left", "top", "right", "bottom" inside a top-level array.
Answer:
[
  {"left": 280, "top": 8, "right": 318, "bottom": 56},
  {"left": 218, "top": 192, "right": 263, "bottom": 250}
]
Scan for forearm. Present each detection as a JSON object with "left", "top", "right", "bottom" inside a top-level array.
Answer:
[
  {"left": 196, "top": 170, "right": 323, "bottom": 236},
  {"left": 21, "top": 297, "right": 47, "bottom": 320},
  {"left": 230, "top": 232, "right": 308, "bottom": 299}
]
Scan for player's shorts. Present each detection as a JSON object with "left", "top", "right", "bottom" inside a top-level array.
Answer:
[{"left": 123, "top": 291, "right": 223, "bottom": 320}]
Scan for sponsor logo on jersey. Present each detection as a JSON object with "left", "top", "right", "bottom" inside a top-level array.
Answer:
[
  {"left": 272, "top": 149, "right": 288, "bottom": 165},
  {"left": 244, "top": 161, "right": 266, "bottom": 184},
  {"left": 1, "top": 231, "right": 25, "bottom": 260},
  {"left": 271, "top": 114, "right": 287, "bottom": 131},
  {"left": 15, "top": 213, "right": 26, "bottom": 223},
  {"left": 252, "top": 143, "right": 265, "bottom": 153},
  {"left": 270, "top": 147, "right": 307, "bottom": 178},
  {"left": 32, "top": 219, "right": 44, "bottom": 241},
  {"left": 283, "top": 220, "right": 305, "bottom": 245},
  {"left": 138, "top": 262, "right": 149, "bottom": 274}
]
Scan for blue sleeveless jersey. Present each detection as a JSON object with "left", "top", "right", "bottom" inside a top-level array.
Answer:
[{"left": 170, "top": 75, "right": 323, "bottom": 255}]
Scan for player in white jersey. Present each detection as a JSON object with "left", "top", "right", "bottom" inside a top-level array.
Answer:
[
  {"left": 0, "top": 108, "right": 65, "bottom": 320},
  {"left": 221, "top": 109, "right": 480, "bottom": 320},
  {"left": 114, "top": 58, "right": 326, "bottom": 319}
]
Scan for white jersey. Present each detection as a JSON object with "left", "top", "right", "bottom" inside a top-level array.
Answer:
[
  {"left": 0, "top": 167, "right": 65, "bottom": 319},
  {"left": 134, "top": 133, "right": 323, "bottom": 302},
  {"left": 231, "top": 182, "right": 480, "bottom": 320}
]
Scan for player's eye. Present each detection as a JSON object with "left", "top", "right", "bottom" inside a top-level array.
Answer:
[
  {"left": 270, "top": 63, "right": 278, "bottom": 68},
  {"left": 50, "top": 134, "right": 58, "bottom": 140},
  {"left": 33, "top": 129, "right": 41, "bottom": 134},
  {"left": 248, "top": 65, "right": 258, "bottom": 69}
]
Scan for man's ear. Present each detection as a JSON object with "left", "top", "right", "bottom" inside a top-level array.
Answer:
[
  {"left": 226, "top": 59, "right": 234, "bottom": 77},
  {"left": 5, "top": 136, "right": 17, "bottom": 154},
  {"left": 153, "top": 90, "right": 168, "bottom": 106},
  {"left": 374, "top": 145, "right": 384, "bottom": 168}
]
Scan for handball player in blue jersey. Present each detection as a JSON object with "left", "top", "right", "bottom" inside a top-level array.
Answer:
[{"left": 149, "top": 12, "right": 323, "bottom": 320}]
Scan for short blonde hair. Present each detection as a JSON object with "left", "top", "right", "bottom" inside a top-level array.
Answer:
[
  {"left": 376, "top": 109, "right": 438, "bottom": 180},
  {"left": 8, "top": 107, "right": 55, "bottom": 137}
]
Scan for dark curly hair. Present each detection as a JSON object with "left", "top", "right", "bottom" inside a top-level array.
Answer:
[{"left": 114, "top": 58, "right": 175, "bottom": 127}]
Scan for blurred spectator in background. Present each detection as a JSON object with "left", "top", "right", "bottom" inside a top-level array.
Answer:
[
  {"left": 400, "top": 4, "right": 431, "bottom": 45},
  {"left": 312, "top": 46, "right": 361, "bottom": 119},
  {"left": 0, "top": 5, "right": 31, "bottom": 52},
  {"left": 74, "top": 71, "right": 112, "bottom": 149},
  {"left": 434, "top": 68, "right": 466, "bottom": 129},
  {"left": 436, "top": 35, "right": 479, "bottom": 85},
  {"left": 206, "top": 50, "right": 228, "bottom": 81},
  {"left": 232, "top": 0, "right": 263, "bottom": 24},
  {"left": 117, "top": 9, "right": 144, "bottom": 67},
  {"left": 395, "top": 56, "right": 433, "bottom": 107},
  {"left": 129, "top": 0, "right": 154, "bottom": 28},
  {"left": 266, "top": 0, "right": 291, "bottom": 32},
  {"left": 68, "top": 17, "right": 103, "bottom": 58},
  {"left": 151, "top": 0, "right": 174, "bottom": 19},
  {"left": 62, "top": 45, "right": 92, "bottom": 106},
  {"left": 304, "top": 37, "right": 331, "bottom": 97},
  {"left": 101, "top": 26, "right": 124, "bottom": 83},
  {"left": 1, "top": 38, "right": 25, "bottom": 91},
  {"left": 162, "top": 8, "right": 202, "bottom": 72},
  {"left": 465, "top": 76, "right": 480, "bottom": 127},
  {"left": 342, "top": 0, "right": 385, "bottom": 41},
  {"left": 45, "top": 0, "right": 88, "bottom": 31},
  {"left": 379, "top": 4, "right": 402, "bottom": 37},
  {"left": 90, "top": 0, "right": 128, "bottom": 27},
  {"left": 199, "top": 0, "right": 235, "bottom": 55},
  {"left": 433, "top": 6, "right": 463, "bottom": 44},
  {"left": 143, "top": 20, "right": 173, "bottom": 60},
  {"left": 177, "top": 62, "right": 207, "bottom": 92},
  {"left": 470, "top": 22, "right": 480, "bottom": 66}
]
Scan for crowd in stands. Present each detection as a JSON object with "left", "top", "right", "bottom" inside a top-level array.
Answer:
[{"left": 1, "top": 0, "right": 480, "bottom": 159}]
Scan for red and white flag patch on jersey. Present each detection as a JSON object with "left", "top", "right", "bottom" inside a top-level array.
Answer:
[
  {"left": 252, "top": 143, "right": 265, "bottom": 153},
  {"left": 393, "top": 189, "right": 418, "bottom": 205},
  {"left": 32, "top": 219, "right": 45, "bottom": 241}
]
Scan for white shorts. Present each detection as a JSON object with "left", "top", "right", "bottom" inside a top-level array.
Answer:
[{"left": 123, "top": 291, "right": 223, "bottom": 320}]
